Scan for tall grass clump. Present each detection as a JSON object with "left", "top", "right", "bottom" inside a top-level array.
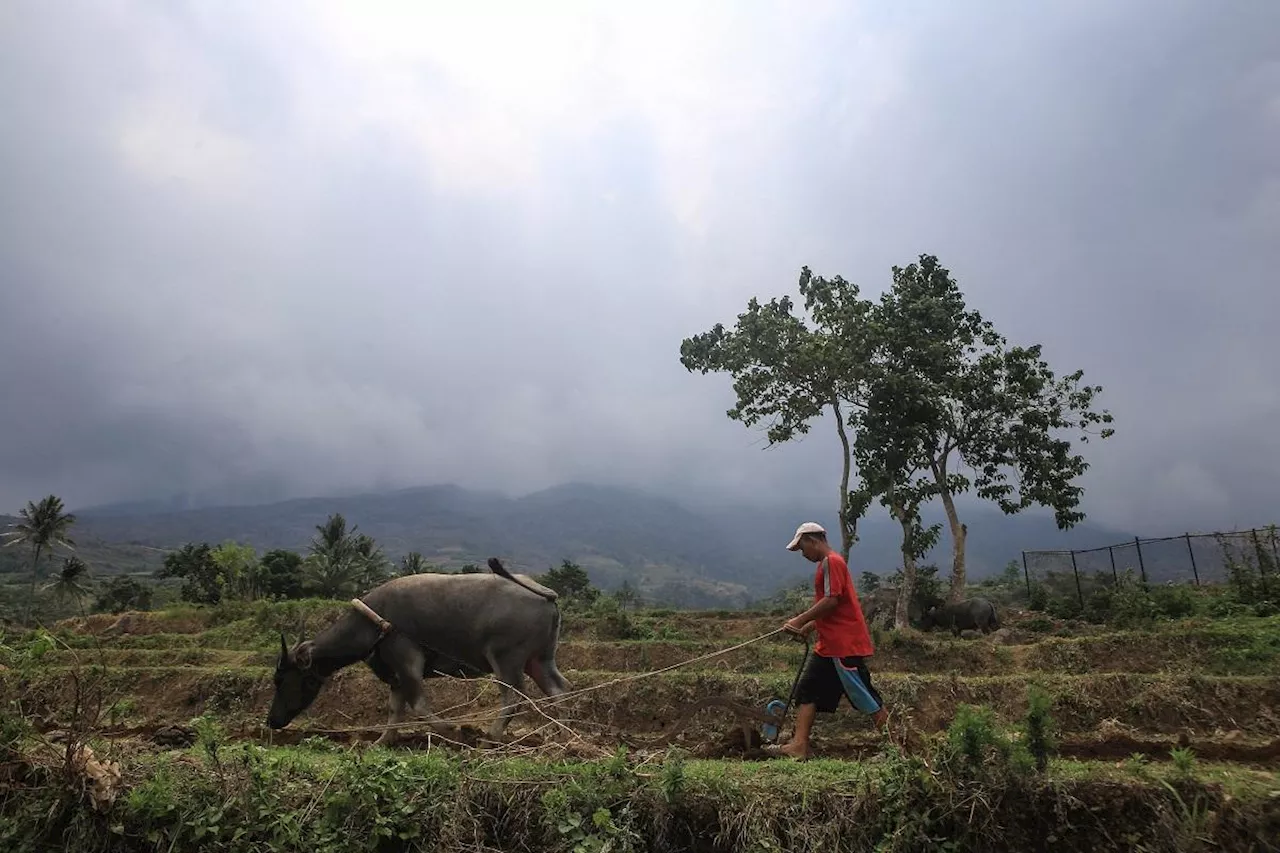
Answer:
[
  {"left": 1022, "top": 685, "right": 1057, "bottom": 772},
  {"left": 942, "top": 704, "right": 1022, "bottom": 778}
]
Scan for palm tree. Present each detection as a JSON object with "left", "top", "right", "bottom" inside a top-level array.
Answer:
[
  {"left": 303, "top": 551, "right": 362, "bottom": 599},
  {"left": 352, "top": 533, "right": 390, "bottom": 589},
  {"left": 304, "top": 513, "right": 392, "bottom": 597},
  {"left": 305, "top": 513, "right": 364, "bottom": 598},
  {"left": 43, "top": 555, "right": 93, "bottom": 616},
  {"left": 399, "top": 552, "right": 431, "bottom": 576},
  {"left": 3, "top": 494, "right": 77, "bottom": 623},
  {"left": 310, "top": 513, "right": 355, "bottom": 557}
]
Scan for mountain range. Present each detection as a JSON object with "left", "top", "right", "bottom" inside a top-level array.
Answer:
[{"left": 3, "top": 482, "right": 1144, "bottom": 607}]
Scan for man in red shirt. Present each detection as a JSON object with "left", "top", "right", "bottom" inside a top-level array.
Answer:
[{"left": 773, "top": 522, "right": 888, "bottom": 760}]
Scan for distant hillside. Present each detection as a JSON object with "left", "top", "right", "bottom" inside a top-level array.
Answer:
[
  {"left": 63, "top": 482, "right": 1149, "bottom": 605},
  {"left": 0, "top": 515, "right": 165, "bottom": 577}
]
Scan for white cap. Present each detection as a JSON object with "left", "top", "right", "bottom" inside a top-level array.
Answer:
[{"left": 786, "top": 522, "right": 826, "bottom": 551}]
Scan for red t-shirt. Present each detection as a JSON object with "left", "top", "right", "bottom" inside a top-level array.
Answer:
[{"left": 812, "top": 552, "right": 874, "bottom": 658}]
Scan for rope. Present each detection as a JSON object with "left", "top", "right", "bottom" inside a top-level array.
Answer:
[
  {"left": 427, "top": 625, "right": 789, "bottom": 722},
  {"left": 535, "top": 627, "right": 787, "bottom": 709}
]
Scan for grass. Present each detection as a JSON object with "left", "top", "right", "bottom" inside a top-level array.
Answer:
[
  {"left": 2, "top": 604, "right": 1279, "bottom": 851},
  {"left": 4, "top": 739, "right": 1278, "bottom": 853}
]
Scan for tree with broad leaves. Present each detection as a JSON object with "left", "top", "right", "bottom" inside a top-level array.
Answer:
[
  {"left": 211, "top": 541, "right": 260, "bottom": 601},
  {"left": 94, "top": 576, "right": 154, "bottom": 614},
  {"left": 852, "top": 297, "right": 950, "bottom": 629},
  {"left": 159, "top": 543, "right": 222, "bottom": 604},
  {"left": 539, "top": 560, "right": 599, "bottom": 606},
  {"left": 679, "top": 268, "right": 880, "bottom": 558},
  {"left": 854, "top": 427, "right": 940, "bottom": 630},
  {"left": 872, "top": 255, "right": 1114, "bottom": 602},
  {"left": 259, "top": 549, "right": 305, "bottom": 600},
  {"left": 3, "top": 495, "right": 77, "bottom": 624}
]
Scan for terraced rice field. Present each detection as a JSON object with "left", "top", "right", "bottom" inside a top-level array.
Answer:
[
  {"left": 2, "top": 603, "right": 1279, "bottom": 851},
  {"left": 13, "top": 607, "right": 1279, "bottom": 758}
]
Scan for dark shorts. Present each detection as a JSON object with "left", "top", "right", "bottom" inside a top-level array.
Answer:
[{"left": 795, "top": 653, "right": 884, "bottom": 714}]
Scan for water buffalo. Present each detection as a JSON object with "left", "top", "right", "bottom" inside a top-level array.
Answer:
[
  {"left": 921, "top": 597, "right": 1000, "bottom": 636},
  {"left": 266, "top": 557, "right": 569, "bottom": 745}
]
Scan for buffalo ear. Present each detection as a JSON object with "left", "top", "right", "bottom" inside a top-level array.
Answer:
[{"left": 295, "top": 640, "right": 314, "bottom": 670}]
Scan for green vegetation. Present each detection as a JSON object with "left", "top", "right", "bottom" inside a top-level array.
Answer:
[
  {"left": 2, "top": 494, "right": 77, "bottom": 622},
  {"left": 1, "top": 589, "right": 1277, "bottom": 851},
  {"left": 0, "top": 501, "right": 658, "bottom": 624},
  {"left": 540, "top": 559, "right": 601, "bottom": 607},
  {"left": 3, "top": 739, "right": 1275, "bottom": 853},
  {"left": 680, "top": 254, "right": 1114, "bottom": 624}
]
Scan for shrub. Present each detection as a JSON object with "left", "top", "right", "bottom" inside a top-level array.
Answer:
[
  {"left": 592, "top": 597, "right": 649, "bottom": 641},
  {"left": 1028, "top": 583, "right": 1049, "bottom": 612},
  {"left": 0, "top": 701, "right": 27, "bottom": 762},
  {"left": 1108, "top": 571, "right": 1157, "bottom": 627},
  {"left": 1023, "top": 685, "right": 1057, "bottom": 772},
  {"left": 1148, "top": 583, "right": 1201, "bottom": 619},
  {"left": 889, "top": 563, "right": 945, "bottom": 618},
  {"left": 943, "top": 704, "right": 1020, "bottom": 778},
  {"left": 1024, "top": 616, "right": 1054, "bottom": 633},
  {"left": 93, "top": 576, "right": 154, "bottom": 614},
  {"left": 1045, "top": 595, "right": 1083, "bottom": 621},
  {"left": 1170, "top": 747, "right": 1197, "bottom": 779}
]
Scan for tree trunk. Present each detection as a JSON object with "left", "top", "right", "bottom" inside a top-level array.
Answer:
[
  {"left": 933, "top": 461, "right": 968, "bottom": 604},
  {"left": 891, "top": 499, "right": 917, "bottom": 630},
  {"left": 24, "top": 543, "right": 43, "bottom": 625},
  {"left": 832, "top": 400, "right": 853, "bottom": 560}
]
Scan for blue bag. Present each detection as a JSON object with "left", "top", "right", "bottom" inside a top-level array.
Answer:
[{"left": 835, "top": 659, "right": 882, "bottom": 714}]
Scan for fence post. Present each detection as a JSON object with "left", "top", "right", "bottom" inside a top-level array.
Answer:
[
  {"left": 1108, "top": 546, "right": 1118, "bottom": 584},
  {"left": 1134, "top": 536, "right": 1147, "bottom": 585},
  {"left": 1069, "top": 550, "right": 1084, "bottom": 609},
  {"left": 1021, "top": 551, "right": 1031, "bottom": 600},
  {"left": 1270, "top": 527, "right": 1279, "bottom": 585},
  {"left": 1251, "top": 528, "right": 1270, "bottom": 596},
  {"left": 1185, "top": 534, "right": 1200, "bottom": 586}
]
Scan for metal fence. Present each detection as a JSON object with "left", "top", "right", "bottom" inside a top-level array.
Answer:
[{"left": 1021, "top": 526, "right": 1278, "bottom": 608}]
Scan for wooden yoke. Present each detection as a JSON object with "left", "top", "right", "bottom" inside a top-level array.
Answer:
[{"left": 350, "top": 598, "right": 392, "bottom": 636}]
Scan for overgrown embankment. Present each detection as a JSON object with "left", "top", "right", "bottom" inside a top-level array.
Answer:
[{"left": 3, "top": 738, "right": 1279, "bottom": 853}]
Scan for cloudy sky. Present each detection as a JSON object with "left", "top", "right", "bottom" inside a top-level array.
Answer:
[{"left": 2, "top": 1, "right": 1277, "bottom": 534}]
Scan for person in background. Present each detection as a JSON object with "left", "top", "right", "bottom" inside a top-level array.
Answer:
[{"left": 770, "top": 521, "right": 888, "bottom": 761}]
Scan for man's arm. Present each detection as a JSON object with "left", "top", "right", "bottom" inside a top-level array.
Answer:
[{"left": 784, "top": 597, "right": 838, "bottom": 635}]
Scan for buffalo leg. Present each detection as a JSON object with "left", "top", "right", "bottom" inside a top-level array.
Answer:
[
  {"left": 484, "top": 651, "right": 528, "bottom": 742},
  {"left": 525, "top": 654, "right": 569, "bottom": 697},
  {"left": 380, "top": 639, "right": 447, "bottom": 740},
  {"left": 375, "top": 689, "right": 408, "bottom": 747}
]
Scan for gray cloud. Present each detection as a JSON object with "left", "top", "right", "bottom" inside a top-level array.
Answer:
[{"left": 1, "top": 1, "right": 1278, "bottom": 535}]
